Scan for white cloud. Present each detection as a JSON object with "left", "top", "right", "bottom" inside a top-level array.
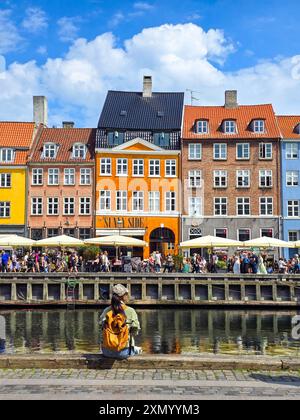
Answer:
[
  {"left": 109, "top": 12, "right": 125, "bottom": 28},
  {"left": 57, "top": 17, "right": 80, "bottom": 42},
  {"left": 22, "top": 7, "right": 48, "bottom": 33},
  {"left": 133, "top": 2, "right": 154, "bottom": 10},
  {"left": 0, "top": 23, "right": 300, "bottom": 127},
  {"left": 0, "top": 9, "right": 22, "bottom": 54}
]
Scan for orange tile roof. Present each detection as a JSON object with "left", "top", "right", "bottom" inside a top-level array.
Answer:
[
  {"left": 0, "top": 122, "right": 35, "bottom": 148},
  {"left": 29, "top": 128, "right": 96, "bottom": 163},
  {"left": 183, "top": 104, "right": 281, "bottom": 139},
  {"left": 277, "top": 116, "right": 300, "bottom": 139}
]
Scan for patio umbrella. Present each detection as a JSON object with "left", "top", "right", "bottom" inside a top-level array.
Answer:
[
  {"left": 35, "top": 235, "right": 84, "bottom": 247},
  {"left": 243, "top": 237, "right": 292, "bottom": 249},
  {"left": 85, "top": 235, "right": 148, "bottom": 258},
  {"left": 0, "top": 235, "right": 36, "bottom": 247},
  {"left": 292, "top": 241, "right": 300, "bottom": 249},
  {"left": 180, "top": 235, "right": 242, "bottom": 249}
]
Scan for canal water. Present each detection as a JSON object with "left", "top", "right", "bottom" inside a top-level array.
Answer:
[{"left": 0, "top": 309, "right": 299, "bottom": 356}]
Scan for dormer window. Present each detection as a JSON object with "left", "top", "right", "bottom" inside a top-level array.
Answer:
[
  {"left": 154, "top": 132, "right": 170, "bottom": 147},
  {"left": 296, "top": 123, "right": 300, "bottom": 135},
  {"left": 72, "top": 143, "right": 86, "bottom": 159},
  {"left": 253, "top": 120, "right": 265, "bottom": 133},
  {"left": 224, "top": 120, "right": 236, "bottom": 134},
  {"left": 196, "top": 120, "right": 209, "bottom": 134},
  {"left": 0, "top": 148, "right": 14, "bottom": 163},
  {"left": 43, "top": 143, "right": 58, "bottom": 159}
]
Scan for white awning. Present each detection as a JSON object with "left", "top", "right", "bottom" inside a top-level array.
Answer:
[{"left": 96, "top": 229, "right": 146, "bottom": 237}]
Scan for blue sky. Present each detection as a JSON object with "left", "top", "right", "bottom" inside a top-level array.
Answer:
[{"left": 1, "top": 0, "right": 300, "bottom": 126}]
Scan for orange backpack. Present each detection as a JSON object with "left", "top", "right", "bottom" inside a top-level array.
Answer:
[{"left": 102, "top": 307, "right": 129, "bottom": 352}]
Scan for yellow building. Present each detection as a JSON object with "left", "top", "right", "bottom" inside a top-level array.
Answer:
[{"left": 0, "top": 122, "right": 36, "bottom": 235}]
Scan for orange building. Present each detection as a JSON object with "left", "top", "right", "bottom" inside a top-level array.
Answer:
[{"left": 95, "top": 77, "right": 184, "bottom": 258}]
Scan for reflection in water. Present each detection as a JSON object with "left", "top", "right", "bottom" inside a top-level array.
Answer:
[{"left": 0, "top": 309, "right": 299, "bottom": 356}]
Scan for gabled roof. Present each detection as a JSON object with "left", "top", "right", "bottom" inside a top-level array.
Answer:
[
  {"left": 110, "top": 137, "right": 165, "bottom": 152},
  {"left": 0, "top": 122, "right": 35, "bottom": 148},
  {"left": 183, "top": 104, "right": 281, "bottom": 139},
  {"left": 277, "top": 116, "right": 300, "bottom": 139},
  {"left": 29, "top": 128, "right": 96, "bottom": 163},
  {"left": 98, "top": 91, "right": 184, "bottom": 131}
]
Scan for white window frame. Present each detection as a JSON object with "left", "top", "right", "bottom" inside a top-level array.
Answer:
[
  {"left": 237, "top": 197, "right": 251, "bottom": 216},
  {"left": 32, "top": 168, "right": 43, "bottom": 185},
  {"left": 238, "top": 228, "right": 251, "bottom": 242},
  {"left": 72, "top": 143, "right": 86, "bottom": 159},
  {"left": 286, "top": 171, "right": 299, "bottom": 187},
  {"left": 188, "top": 144, "right": 202, "bottom": 160},
  {"left": 189, "top": 170, "right": 202, "bottom": 188},
  {"left": 47, "top": 197, "right": 59, "bottom": 215},
  {"left": 117, "top": 159, "right": 128, "bottom": 176},
  {"left": 149, "top": 160, "right": 160, "bottom": 177},
  {"left": 100, "top": 191, "right": 111, "bottom": 211},
  {"left": 260, "top": 197, "right": 274, "bottom": 216},
  {"left": 80, "top": 168, "right": 91, "bottom": 185},
  {"left": 236, "top": 143, "right": 250, "bottom": 160},
  {"left": 165, "top": 192, "right": 176, "bottom": 212},
  {"left": 0, "top": 202, "right": 10, "bottom": 218},
  {"left": 79, "top": 197, "right": 91, "bottom": 215},
  {"left": 196, "top": 120, "right": 209, "bottom": 134},
  {"left": 214, "top": 197, "right": 228, "bottom": 216},
  {"left": 259, "top": 143, "right": 273, "bottom": 160},
  {"left": 214, "top": 170, "right": 228, "bottom": 188},
  {"left": 213, "top": 144, "right": 227, "bottom": 160},
  {"left": 288, "top": 231, "right": 299, "bottom": 242},
  {"left": 259, "top": 170, "right": 273, "bottom": 188},
  {"left": 31, "top": 197, "right": 43, "bottom": 216},
  {"left": 260, "top": 228, "right": 274, "bottom": 238},
  {"left": 189, "top": 197, "right": 202, "bottom": 217},
  {"left": 0, "top": 149, "right": 14, "bottom": 162},
  {"left": 0, "top": 173, "right": 11, "bottom": 188},
  {"left": 224, "top": 120, "right": 236, "bottom": 134},
  {"left": 48, "top": 168, "right": 59, "bottom": 185},
  {"left": 100, "top": 158, "right": 112, "bottom": 176},
  {"left": 149, "top": 191, "right": 160, "bottom": 213},
  {"left": 288, "top": 200, "right": 300, "bottom": 217},
  {"left": 254, "top": 120, "right": 265, "bottom": 133},
  {"left": 215, "top": 228, "right": 228, "bottom": 239},
  {"left": 64, "top": 168, "right": 75, "bottom": 186},
  {"left": 286, "top": 143, "right": 298, "bottom": 160},
  {"left": 133, "top": 159, "right": 144, "bottom": 176},
  {"left": 116, "top": 191, "right": 127, "bottom": 212},
  {"left": 43, "top": 143, "right": 57, "bottom": 159},
  {"left": 236, "top": 170, "right": 250, "bottom": 188},
  {"left": 63, "top": 197, "right": 75, "bottom": 215},
  {"left": 132, "top": 191, "right": 144, "bottom": 212},
  {"left": 165, "top": 160, "right": 176, "bottom": 177}
]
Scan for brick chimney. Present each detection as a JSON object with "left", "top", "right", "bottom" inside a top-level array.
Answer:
[
  {"left": 143, "top": 75, "right": 152, "bottom": 98},
  {"left": 62, "top": 121, "right": 75, "bottom": 128},
  {"left": 33, "top": 96, "right": 48, "bottom": 126},
  {"left": 225, "top": 90, "right": 238, "bottom": 109}
]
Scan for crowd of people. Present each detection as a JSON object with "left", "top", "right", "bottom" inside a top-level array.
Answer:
[{"left": 0, "top": 248, "right": 300, "bottom": 275}]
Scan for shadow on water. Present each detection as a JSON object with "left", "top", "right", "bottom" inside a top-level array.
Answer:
[{"left": 0, "top": 308, "right": 299, "bottom": 356}]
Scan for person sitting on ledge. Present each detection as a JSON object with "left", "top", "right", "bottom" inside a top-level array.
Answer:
[{"left": 100, "top": 284, "right": 142, "bottom": 359}]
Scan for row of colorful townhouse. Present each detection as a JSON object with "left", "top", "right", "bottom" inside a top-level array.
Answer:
[{"left": 0, "top": 77, "right": 300, "bottom": 259}]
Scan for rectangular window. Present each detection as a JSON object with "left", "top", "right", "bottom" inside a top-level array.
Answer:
[
  {"left": 260, "top": 197, "right": 273, "bottom": 216},
  {"left": 48, "top": 228, "right": 59, "bottom": 238},
  {"left": 72, "top": 144, "right": 86, "bottom": 159},
  {"left": 259, "top": 143, "right": 273, "bottom": 159},
  {"left": 100, "top": 158, "right": 111, "bottom": 175},
  {"left": 215, "top": 228, "right": 228, "bottom": 239},
  {"left": 238, "top": 229, "right": 251, "bottom": 242},
  {"left": 133, "top": 191, "right": 144, "bottom": 212},
  {"left": 189, "top": 170, "right": 202, "bottom": 188},
  {"left": 64, "top": 197, "right": 75, "bottom": 215},
  {"left": 165, "top": 160, "right": 176, "bottom": 177},
  {"left": 149, "top": 192, "right": 160, "bottom": 213},
  {"left": 0, "top": 149, "right": 14, "bottom": 162},
  {"left": 116, "top": 191, "right": 127, "bottom": 212},
  {"left": 224, "top": 121, "right": 236, "bottom": 134},
  {"left": 43, "top": 144, "right": 57, "bottom": 159},
  {"left": 166, "top": 192, "right": 176, "bottom": 212},
  {"left": 0, "top": 173, "right": 11, "bottom": 188},
  {"left": 214, "top": 197, "right": 228, "bottom": 216},
  {"left": 188, "top": 144, "right": 202, "bottom": 160},
  {"left": 0, "top": 202, "right": 10, "bottom": 218},
  {"left": 64, "top": 168, "right": 75, "bottom": 185},
  {"left": 189, "top": 197, "right": 202, "bottom": 217},
  {"left": 31, "top": 198, "right": 43, "bottom": 216},
  {"left": 117, "top": 159, "right": 128, "bottom": 176},
  {"left": 259, "top": 170, "right": 273, "bottom": 188},
  {"left": 288, "top": 200, "right": 300, "bottom": 217},
  {"left": 47, "top": 198, "right": 59, "bottom": 215},
  {"left": 196, "top": 120, "right": 208, "bottom": 134},
  {"left": 100, "top": 191, "right": 111, "bottom": 211},
  {"left": 214, "top": 144, "right": 227, "bottom": 160},
  {"left": 79, "top": 228, "right": 91, "bottom": 241},
  {"left": 286, "top": 171, "right": 299, "bottom": 187},
  {"left": 236, "top": 170, "right": 250, "bottom": 188},
  {"left": 261, "top": 228, "right": 274, "bottom": 238},
  {"left": 48, "top": 169, "right": 59, "bottom": 185},
  {"left": 254, "top": 120, "right": 265, "bottom": 133},
  {"left": 289, "top": 231, "right": 299, "bottom": 242},
  {"left": 214, "top": 170, "right": 227, "bottom": 188},
  {"left": 237, "top": 197, "right": 250, "bottom": 216},
  {"left": 80, "top": 168, "right": 91, "bottom": 185},
  {"left": 286, "top": 143, "right": 298, "bottom": 159},
  {"left": 133, "top": 159, "right": 144, "bottom": 176},
  {"left": 32, "top": 169, "right": 43, "bottom": 185},
  {"left": 149, "top": 160, "right": 160, "bottom": 177},
  {"left": 79, "top": 197, "right": 91, "bottom": 215},
  {"left": 236, "top": 143, "right": 250, "bottom": 160}
]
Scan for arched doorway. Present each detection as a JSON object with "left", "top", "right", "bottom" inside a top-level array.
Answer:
[{"left": 150, "top": 228, "right": 175, "bottom": 256}]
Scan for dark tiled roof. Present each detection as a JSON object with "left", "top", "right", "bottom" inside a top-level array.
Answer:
[
  {"left": 29, "top": 128, "right": 96, "bottom": 163},
  {"left": 98, "top": 91, "right": 184, "bottom": 131}
]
